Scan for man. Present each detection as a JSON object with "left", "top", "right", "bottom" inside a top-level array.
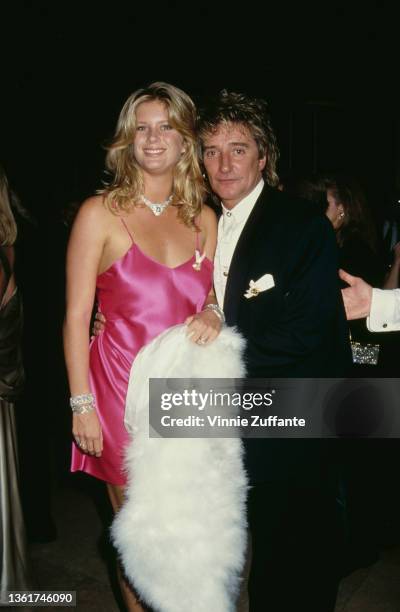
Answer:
[
  {"left": 198, "top": 91, "right": 351, "bottom": 611},
  {"left": 340, "top": 269, "right": 400, "bottom": 331}
]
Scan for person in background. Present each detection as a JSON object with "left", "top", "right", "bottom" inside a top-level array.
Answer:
[
  {"left": 285, "top": 174, "right": 393, "bottom": 569},
  {"left": 288, "top": 174, "right": 384, "bottom": 350},
  {"left": 0, "top": 164, "right": 32, "bottom": 599},
  {"left": 341, "top": 270, "right": 400, "bottom": 548}
]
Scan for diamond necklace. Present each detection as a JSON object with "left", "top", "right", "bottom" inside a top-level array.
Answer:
[{"left": 141, "top": 194, "right": 173, "bottom": 216}]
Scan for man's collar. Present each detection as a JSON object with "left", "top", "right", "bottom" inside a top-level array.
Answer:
[{"left": 221, "top": 179, "right": 264, "bottom": 223}]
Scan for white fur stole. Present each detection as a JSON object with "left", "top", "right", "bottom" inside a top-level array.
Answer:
[{"left": 111, "top": 325, "right": 248, "bottom": 612}]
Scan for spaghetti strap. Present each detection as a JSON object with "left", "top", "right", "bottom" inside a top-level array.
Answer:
[
  {"left": 195, "top": 213, "right": 202, "bottom": 251},
  {"left": 121, "top": 218, "right": 134, "bottom": 244}
]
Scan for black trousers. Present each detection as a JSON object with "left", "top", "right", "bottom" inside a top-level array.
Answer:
[{"left": 247, "top": 481, "right": 343, "bottom": 612}]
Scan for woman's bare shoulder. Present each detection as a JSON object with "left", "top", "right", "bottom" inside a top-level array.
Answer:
[
  {"left": 76, "top": 195, "right": 108, "bottom": 217},
  {"left": 73, "top": 195, "right": 115, "bottom": 229},
  {"left": 68, "top": 196, "right": 118, "bottom": 246}
]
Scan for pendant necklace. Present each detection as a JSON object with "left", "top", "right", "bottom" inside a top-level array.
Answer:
[{"left": 141, "top": 194, "right": 173, "bottom": 217}]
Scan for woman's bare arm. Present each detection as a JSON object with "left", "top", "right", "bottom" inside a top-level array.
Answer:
[
  {"left": 63, "top": 196, "right": 108, "bottom": 456},
  {"left": 185, "top": 206, "right": 221, "bottom": 344}
]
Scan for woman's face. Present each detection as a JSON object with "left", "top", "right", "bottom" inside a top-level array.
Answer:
[
  {"left": 133, "top": 100, "right": 185, "bottom": 179},
  {"left": 326, "top": 189, "right": 345, "bottom": 230}
]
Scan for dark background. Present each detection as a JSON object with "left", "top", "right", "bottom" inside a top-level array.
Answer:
[
  {"left": 1, "top": 1, "right": 399, "bottom": 535},
  {"left": 2, "top": 0, "right": 399, "bottom": 216}
]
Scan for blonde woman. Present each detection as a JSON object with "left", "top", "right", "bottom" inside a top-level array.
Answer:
[
  {"left": 63, "top": 83, "right": 221, "bottom": 611},
  {"left": 0, "top": 166, "right": 31, "bottom": 598}
]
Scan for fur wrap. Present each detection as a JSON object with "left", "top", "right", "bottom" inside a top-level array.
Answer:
[{"left": 111, "top": 324, "right": 248, "bottom": 612}]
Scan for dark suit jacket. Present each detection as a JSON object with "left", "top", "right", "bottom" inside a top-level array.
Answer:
[{"left": 223, "top": 185, "right": 352, "bottom": 483}]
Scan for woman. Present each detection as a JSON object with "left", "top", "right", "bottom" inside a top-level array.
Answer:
[
  {"left": 0, "top": 165, "right": 31, "bottom": 598},
  {"left": 288, "top": 174, "right": 386, "bottom": 571},
  {"left": 63, "top": 82, "right": 222, "bottom": 611},
  {"left": 289, "top": 175, "right": 383, "bottom": 353},
  {"left": 325, "top": 177, "right": 381, "bottom": 283}
]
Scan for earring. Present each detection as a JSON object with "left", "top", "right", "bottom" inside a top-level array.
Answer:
[{"left": 339, "top": 212, "right": 345, "bottom": 218}]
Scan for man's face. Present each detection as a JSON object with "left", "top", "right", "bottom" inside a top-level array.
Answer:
[{"left": 202, "top": 122, "right": 266, "bottom": 209}]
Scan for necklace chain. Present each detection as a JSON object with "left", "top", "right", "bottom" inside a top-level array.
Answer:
[{"left": 141, "top": 194, "right": 173, "bottom": 217}]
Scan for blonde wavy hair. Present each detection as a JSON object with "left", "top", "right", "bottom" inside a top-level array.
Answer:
[
  {"left": 101, "top": 82, "right": 205, "bottom": 227},
  {"left": 0, "top": 166, "right": 17, "bottom": 245}
]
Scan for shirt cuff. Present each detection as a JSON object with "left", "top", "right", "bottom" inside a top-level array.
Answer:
[{"left": 367, "top": 289, "right": 398, "bottom": 332}]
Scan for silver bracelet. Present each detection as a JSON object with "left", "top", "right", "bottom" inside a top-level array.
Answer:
[
  {"left": 70, "top": 393, "right": 95, "bottom": 415},
  {"left": 203, "top": 303, "right": 225, "bottom": 323}
]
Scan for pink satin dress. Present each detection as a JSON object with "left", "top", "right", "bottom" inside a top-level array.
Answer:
[{"left": 71, "top": 219, "right": 213, "bottom": 485}]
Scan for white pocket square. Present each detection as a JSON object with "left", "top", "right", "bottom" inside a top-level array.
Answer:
[{"left": 244, "top": 273, "right": 275, "bottom": 299}]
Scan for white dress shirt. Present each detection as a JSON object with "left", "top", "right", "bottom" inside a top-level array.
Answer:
[
  {"left": 367, "top": 288, "right": 400, "bottom": 332},
  {"left": 214, "top": 180, "right": 264, "bottom": 308}
]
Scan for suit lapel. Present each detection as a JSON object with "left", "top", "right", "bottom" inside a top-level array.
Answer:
[{"left": 223, "top": 185, "right": 273, "bottom": 324}]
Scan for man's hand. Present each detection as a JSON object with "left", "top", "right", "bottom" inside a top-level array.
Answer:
[
  {"left": 339, "top": 269, "right": 373, "bottom": 320},
  {"left": 92, "top": 311, "right": 106, "bottom": 337}
]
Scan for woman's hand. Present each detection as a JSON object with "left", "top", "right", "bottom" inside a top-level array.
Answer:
[
  {"left": 73, "top": 411, "right": 103, "bottom": 457},
  {"left": 185, "top": 309, "right": 221, "bottom": 345}
]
